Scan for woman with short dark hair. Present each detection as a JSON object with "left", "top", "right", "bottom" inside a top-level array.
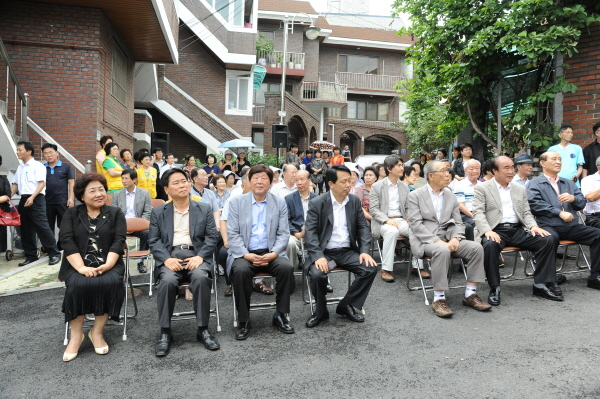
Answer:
[{"left": 59, "top": 172, "right": 127, "bottom": 362}]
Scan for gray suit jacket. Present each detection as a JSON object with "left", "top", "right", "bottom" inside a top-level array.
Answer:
[
  {"left": 369, "top": 177, "right": 410, "bottom": 238},
  {"left": 226, "top": 192, "right": 290, "bottom": 274},
  {"left": 407, "top": 185, "right": 465, "bottom": 258},
  {"left": 472, "top": 179, "right": 537, "bottom": 237},
  {"left": 112, "top": 187, "right": 152, "bottom": 221},
  {"left": 148, "top": 200, "right": 218, "bottom": 268}
]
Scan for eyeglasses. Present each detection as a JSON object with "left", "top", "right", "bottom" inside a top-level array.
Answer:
[{"left": 432, "top": 168, "right": 451, "bottom": 174}]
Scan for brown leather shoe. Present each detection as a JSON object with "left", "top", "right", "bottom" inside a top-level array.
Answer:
[
  {"left": 224, "top": 286, "right": 233, "bottom": 297},
  {"left": 253, "top": 280, "right": 274, "bottom": 295},
  {"left": 432, "top": 299, "right": 453, "bottom": 318},
  {"left": 462, "top": 294, "right": 492, "bottom": 311},
  {"left": 380, "top": 270, "right": 395, "bottom": 282},
  {"left": 411, "top": 268, "right": 430, "bottom": 279}
]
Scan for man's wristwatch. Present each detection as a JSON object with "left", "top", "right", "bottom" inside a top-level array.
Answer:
[{"left": 455, "top": 237, "right": 462, "bottom": 242}]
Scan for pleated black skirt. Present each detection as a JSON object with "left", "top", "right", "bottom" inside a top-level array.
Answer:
[{"left": 62, "top": 269, "right": 125, "bottom": 323}]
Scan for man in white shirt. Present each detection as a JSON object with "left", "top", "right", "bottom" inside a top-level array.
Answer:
[
  {"left": 513, "top": 154, "right": 533, "bottom": 187},
  {"left": 453, "top": 159, "right": 481, "bottom": 241},
  {"left": 369, "top": 154, "right": 416, "bottom": 282},
  {"left": 270, "top": 164, "right": 297, "bottom": 198},
  {"left": 12, "top": 141, "right": 61, "bottom": 266},
  {"left": 284, "top": 170, "right": 316, "bottom": 270},
  {"left": 159, "top": 154, "right": 176, "bottom": 178},
  {"left": 112, "top": 169, "right": 152, "bottom": 273},
  {"left": 581, "top": 155, "right": 600, "bottom": 229},
  {"left": 304, "top": 165, "right": 377, "bottom": 328}
]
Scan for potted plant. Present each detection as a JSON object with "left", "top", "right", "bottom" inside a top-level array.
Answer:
[
  {"left": 287, "top": 53, "right": 294, "bottom": 69},
  {"left": 256, "top": 33, "right": 274, "bottom": 66},
  {"left": 276, "top": 53, "right": 282, "bottom": 69}
]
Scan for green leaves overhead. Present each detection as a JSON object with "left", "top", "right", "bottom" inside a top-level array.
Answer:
[{"left": 392, "top": 0, "right": 600, "bottom": 153}]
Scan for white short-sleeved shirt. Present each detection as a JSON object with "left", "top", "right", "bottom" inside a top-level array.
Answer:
[
  {"left": 581, "top": 172, "right": 600, "bottom": 215},
  {"left": 13, "top": 157, "right": 47, "bottom": 195},
  {"left": 453, "top": 178, "right": 477, "bottom": 212}
]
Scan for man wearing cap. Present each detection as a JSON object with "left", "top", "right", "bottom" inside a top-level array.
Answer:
[{"left": 513, "top": 154, "right": 534, "bottom": 187}]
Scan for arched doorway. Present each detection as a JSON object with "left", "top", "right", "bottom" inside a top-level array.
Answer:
[
  {"left": 364, "top": 134, "right": 400, "bottom": 155},
  {"left": 340, "top": 130, "right": 360, "bottom": 159},
  {"left": 309, "top": 127, "right": 317, "bottom": 145},
  {"left": 288, "top": 115, "right": 309, "bottom": 150}
]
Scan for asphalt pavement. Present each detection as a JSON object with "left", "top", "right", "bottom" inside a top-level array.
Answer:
[{"left": 1, "top": 254, "right": 599, "bottom": 398}]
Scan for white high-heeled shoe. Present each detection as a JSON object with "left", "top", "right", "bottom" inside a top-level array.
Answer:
[
  {"left": 63, "top": 334, "right": 85, "bottom": 362},
  {"left": 88, "top": 331, "right": 109, "bottom": 355}
]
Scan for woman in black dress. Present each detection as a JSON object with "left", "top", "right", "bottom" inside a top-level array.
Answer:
[{"left": 59, "top": 172, "right": 127, "bottom": 362}]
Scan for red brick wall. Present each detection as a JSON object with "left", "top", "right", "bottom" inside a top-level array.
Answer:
[
  {"left": 564, "top": 23, "right": 600, "bottom": 146},
  {"left": 134, "top": 112, "right": 154, "bottom": 135},
  {"left": 0, "top": 1, "right": 135, "bottom": 167},
  {"left": 163, "top": 26, "right": 253, "bottom": 137}
]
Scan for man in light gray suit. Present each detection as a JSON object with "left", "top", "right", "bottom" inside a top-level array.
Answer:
[
  {"left": 112, "top": 169, "right": 152, "bottom": 273},
  {"left": 407, "top": 160, "right": 491, "bottom": 318},
  {"left": 227, "top": 164, "right": 295, "bottom": 340},
  {"left": 370, "top": 154, "right": 428, "bottom": 282},
  {"left": 473, "top": 156, "right": 559, "bottom": 305}
]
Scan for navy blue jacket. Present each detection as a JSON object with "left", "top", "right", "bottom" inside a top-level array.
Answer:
[
  {"left": 527, "top": 174, "right": 586, "bottom": 227},
  {"left": 284, "top": 190, "right": 317, "bottom": 233}
]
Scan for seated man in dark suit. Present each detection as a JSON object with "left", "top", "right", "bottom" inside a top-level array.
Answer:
[
  {"left": 149, "top": 168, "right": 220, "bottom": 357},
  {"left": 528, "top": 151, "right": 600, "bottom": 290},
  {"left": 227, "top": 164, "right": 295, "bottom": 340},
  {"left": 112, "top": 169, "right": 152, "bottom": 273},
  {"left": 284, "top": 170, "right": 316, "bottom": 270},
  {"left": 304, "top": 165, "right": 377, "bottom": 328},
  {"left": 473, "top": 156, "right": 559, "bottom": 305}
]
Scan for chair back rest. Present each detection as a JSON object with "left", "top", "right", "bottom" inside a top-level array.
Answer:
[
  {"left": 151, "top": 199, "right": 166, "bottom": 207},
  {"left": 126, "top": 217, "right": 150, "bottom": 233}
]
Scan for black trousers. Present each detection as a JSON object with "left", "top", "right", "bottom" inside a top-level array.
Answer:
[
  {"left": 308, "top": 247, "right": 377, "bottom": 318},
  {"left": 482, "top": 224, "right": 557, "bottom": 287},
  {"left": 542, "top": 224, "right": 600, "bottom": 277},
  {"left": 47, "top": 202, "right": 66, "bottom": 249},
  {"left": 461, "top": 214, "right": 475, "bottom": 241},
  {"left": 230, "top": 252, "right": 294, "bottom": 323},
  {"left": 155, "top": 248, "right": 213, "bottom": 328},
  {"left": 19, "top": 195, "right": 59, "bottom": 259},
  {"left": 586, "top": 214, "right": 600, "bottom": 229}
]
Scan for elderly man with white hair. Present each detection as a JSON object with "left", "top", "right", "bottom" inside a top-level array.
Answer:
[
  {"left": 270, "top": 164, "right": 297, "bottom": 198},
  {"left": 453, "top": 158, "right": 481, "bottom": 241}
]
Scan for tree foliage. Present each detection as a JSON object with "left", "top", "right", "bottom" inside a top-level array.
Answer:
[{"left": 393, "top": 0, "right": 600, "bottom": 154}]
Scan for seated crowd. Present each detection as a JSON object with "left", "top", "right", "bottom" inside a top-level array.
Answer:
[{"left": 57, "top": 137, "right": 600, "bottom": 362}]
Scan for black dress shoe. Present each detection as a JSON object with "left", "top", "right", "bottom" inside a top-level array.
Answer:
[
  {"left": 235, "top": 321, "right": 251, "bottom": 340},
  {"left": 533, "top": 285, "right": 564, "bottom": 301},
  {"left": 546, "top": 282, "right": 562, "bottom": 296},
  {"left": 48, "top": 255, "right": 61, "bottom": 266},
  {"left": 137, "top": 262, "right": 147, "bottom": 273},
  {"left": 18, "top": 258, "right": 38, "bottom": 267},
  {"left": 556, "top": 274, "right": 567, "bottom": 285},
  {"left": 587, "top": 276, "right": 600, "bottom": 290},
  {"left": 326, "top": 283, "right": 333, "bottom": 293},
  {"left": 305, "top": 312, "right": 329, "bottom": 328},
  {"left": 488, "top": 286, "right": 500, "bottom": 306},
  {"left": 196, "top": 329, "right": 220, "bottom": 351},
  {"left": 272, "top": 314, "right": 295, "bottom": 334},
  {"left": 335, "top": 302, "right": 365, "bottom": 323},
  {"left": 155, "top": 333, "right": 173, "bottom": 357}
]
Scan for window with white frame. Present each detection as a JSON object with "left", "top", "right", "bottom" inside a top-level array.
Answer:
[
  {"left": 226, "top": 71, "right": 253, "bottom": 115},
  {"left": 346, "top": 101, "right": 389, "bottom": 121},
  {"left": 208, "top": 0, "right": 245, "bottom": 27}
]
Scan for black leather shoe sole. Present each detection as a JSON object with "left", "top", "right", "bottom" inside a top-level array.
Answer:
[
  {"left": 272, "top": 318, "right": 295, "bottom": 334},
  {"left": 336, "top": 305, "right": 365, "bottom": 322},
  {"left": 197, "top": 333, "right": 220, "bottom": 351},
  {"left": 18, "top": 258, "right": 38, "bottom": 267},
  {"left": 235, "top": 323, "right": 251, "bottom": 340}
]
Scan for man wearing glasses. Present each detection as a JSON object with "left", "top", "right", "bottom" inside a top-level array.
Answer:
[{"left": 407, "top": 161, "right": 491, "bottom": 318}]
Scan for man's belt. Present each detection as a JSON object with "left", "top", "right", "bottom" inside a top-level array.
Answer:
[
  {"left": 496, "top": 223, "right": 520, "bottom": 228},
  {"left": 388, "top": 216, "right": 403, "bottom": 219},
  {"left": 588, "top": 212, "right": 600, "bottom": 217},
  {"left": 173, "top": 245, "right": 194, "bottom": 250}
]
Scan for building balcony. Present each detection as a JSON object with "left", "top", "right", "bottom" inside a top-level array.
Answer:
[
  {"left": 335, "top": 72, "right": 405, "bottom": 94},
  {"left": 256, "top": 51, "right": 305, "bottom": 77},
  {"left": 252, "top": 105, "right": 265, "bottom": 125},
  {"left": 331, "top": 118, "right": 401, "bottom": 129},
  {"left": 301, "top": 81, "right": 347, "bottom": 108}
]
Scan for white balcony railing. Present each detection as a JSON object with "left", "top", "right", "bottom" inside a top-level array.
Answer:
[
  {"left": 301, "top": 81, "right": 348, "bottom": 104},
  {"left": 256, "top": 51, "right": 305, "bottom": 70},
  {"left": 252, "top": 105, "right": 264, "bottom": 124},
  {"left": 332, "top": 118, "right": 401, "bottom": 129},
  {"left": 335, "top": 72, "right": 405, "bottom": 92}
]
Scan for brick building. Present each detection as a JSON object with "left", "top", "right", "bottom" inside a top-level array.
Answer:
[
  {"left": 0, "top": 0, "right": 178, "bottom": 173},
  {"left": 562, "top": 24, "right": 600, "bottom": 147}
]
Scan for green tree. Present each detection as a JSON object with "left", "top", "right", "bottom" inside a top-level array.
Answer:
[{"left": 393, "top": 0, "right": 600, "bottom": 154}]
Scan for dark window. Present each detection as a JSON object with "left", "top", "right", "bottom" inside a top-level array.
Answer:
[
  {"left": 112, "top": 43, "right": 128, "bottom": 104},
  {"left": 338, "top": 55, "right": 379, "bottom": 74}
]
